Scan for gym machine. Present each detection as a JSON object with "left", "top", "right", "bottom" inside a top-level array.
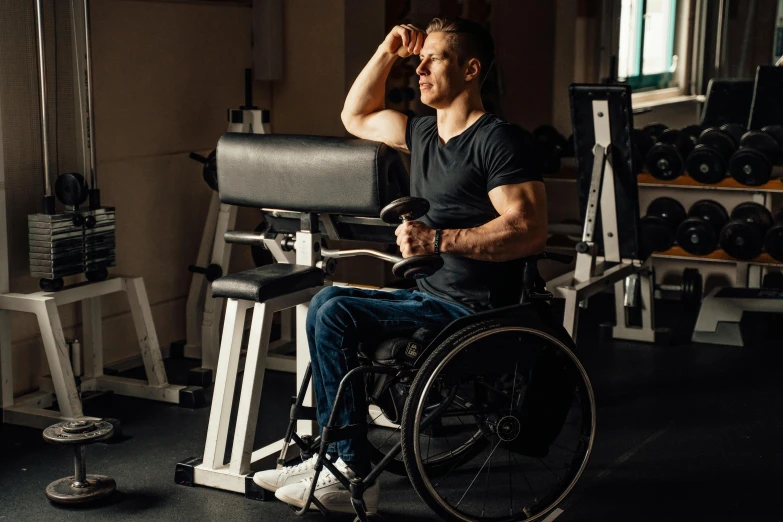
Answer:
[
  {"left": 0, "top": 0, "right": 200, "bottom": 430},
  {"left": 547, "top": 84, "right": 661, "bottom": 343},
  {"left": 174, "top": 69, "right": 280, "bottom": 387}
]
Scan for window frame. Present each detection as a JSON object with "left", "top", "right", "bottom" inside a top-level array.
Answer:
[{"left": 623, "top": 0, "right": 678, "bottom": 91}]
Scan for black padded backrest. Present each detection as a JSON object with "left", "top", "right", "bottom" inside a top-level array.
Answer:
[{"left": 216, "top": 133, "right": 409, "bottom": 217}]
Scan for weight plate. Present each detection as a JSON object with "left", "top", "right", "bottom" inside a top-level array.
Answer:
[
  {"left": 202, "top": 150, "right": 218, "bottom": 192},
  {"left": 688, "top": 200, "right": 729, "bottom": 232},
  {"left": 719, "top": 124, "right": 746, "bottom": 144},
  {"left": 43, "top": 420, "right": 114, "bottom": 445},
  {"left": 764, "top": 224, "right": 783, "bottom": 262},
  {"left": 646, "top": 143, "right": 685, "bottom": 180},
  {"left": 719, "top": 220, "right": 763, "bottom": 260},
  {"left": 640, "top": 215, "right": 676, "bottom": 252},
  {"left": 681, "top": 267, "right": 703, "bottom": 304},
  {"left": 380, "top": 197, "right": 429, "bottom": 224},
  {"left": 54, "top": 172, "right": 88, "bottom": 207},
  {"left": 681, "top": 124, "right": 704, "bottom": 145},
  {"left": 730, "top": 202, "right": 774, "bottom": 230},
  {"left": 45, "top": 474, "right": 116, "bottom": 505},
  {"left": 676, "top": 218, "right": 718, "bottom": 255},
  {"left": 646, "top": 197, "right": 687, "bottom": 227},
  {"left": 392, "top": 255, "right": 444, "bottom": 279},
  {"left": 641, "top": 123, "right": 668, "bottom": 144},
  {"left": 730, "top": 148, "right": 773, "bottom": 186},
  {"left": 686, "top": 145, "right": 728, "bottom": 184}
]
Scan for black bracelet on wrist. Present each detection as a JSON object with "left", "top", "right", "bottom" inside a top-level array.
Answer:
[{"left": 434, "top": 229, "right": 442, "bottom": 255}]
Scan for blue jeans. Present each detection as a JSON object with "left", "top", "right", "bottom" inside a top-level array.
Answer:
[{"left": 306, "top": 285, "right": 472, "bottom": 464}]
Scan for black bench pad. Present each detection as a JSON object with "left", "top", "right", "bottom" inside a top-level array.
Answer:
[{"left": 212, "top": 264, "right": 324, "bottom": 303}]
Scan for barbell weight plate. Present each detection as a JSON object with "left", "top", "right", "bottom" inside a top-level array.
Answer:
[
  {"left": 676, "top": 218, "right": 719, "bottom": 256},
  {"left": 45, "top": 475, "right": 116, "bottom": 505},
  {"left": 392, "top": 255, "right": 444, "bottom": 279},
  {"left": 380, "top": 197, "right": 430, "bottom": 224},
  {"left": 719, "top": 220, "right": 764, "bottom": 260}
]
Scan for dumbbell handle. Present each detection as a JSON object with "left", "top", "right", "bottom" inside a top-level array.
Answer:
[
  {"left": 74, "top": 445, "right": 88, "bottom": 488},
  {"left": 189, "top": 152, "right": 208, "bottom": 164},
  {"left": 321, "top": 247, "right": 401, "bottom": 264},
  {"left": 657, "top": 283, "right": 684, "bottom": 292}
]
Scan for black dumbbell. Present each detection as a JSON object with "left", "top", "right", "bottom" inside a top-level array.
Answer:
[
  {"left": 188, "top": 263, "right": 223, "bottom": 282},
  {"left": 654, "top": 267, "right": 703, "bottom": 306},
  {"left": 729, "top": 125, "right": 783, "bottom": 186},
  {"left": 189, "top": 150, "right": 218, "bottom": 192},
  {"left": 681, "top": 124, "right": 705, "bottom": 146},
  {"left": 645, "top": 128, "right": 695, "bottom": 181},
  {"left": 764, "top": 207, "right": 783, "bottom": 262},
  {"left": 676, "top": 200, "right": 729, "bottom": 256},
  {"left": 640, "top": 197, "right": 687, "bottom": 253},
  {"left": 42, "top": 420, "right": 116, "bottom": 505},
  {"left": 640, "top": 123, "right": 669, "bottom": 144},
  {"left": 719, "top": 202, "right": 774, "bottom": 260},
  {"left": 380, "top": 197, "right": 444, "bottom": 279},
  {"left": 686, "top": 124, "right": 745, "bottom": 184}
]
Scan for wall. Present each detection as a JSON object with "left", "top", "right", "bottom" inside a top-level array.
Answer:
[{"left": 2, "top": 0, "right": 369, "bottom": 396}]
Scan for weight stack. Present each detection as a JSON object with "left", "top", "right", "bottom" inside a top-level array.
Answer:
[{"left": 28, "top": 208, "right": 116, "bottom": 280}]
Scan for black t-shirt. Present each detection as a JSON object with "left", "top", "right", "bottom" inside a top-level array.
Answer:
[{"left": 405, "top": 113, "right": 542, "bottom": 311}]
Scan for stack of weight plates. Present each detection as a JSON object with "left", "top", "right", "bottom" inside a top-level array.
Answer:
[{"left": 27, "top": 208, "right": 116, "bottom": 280}]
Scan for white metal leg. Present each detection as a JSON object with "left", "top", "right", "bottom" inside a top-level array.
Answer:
[{"left": 1, "top": 277, "right": 190, "bottom": 429}]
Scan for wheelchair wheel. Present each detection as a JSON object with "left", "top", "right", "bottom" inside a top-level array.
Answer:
[
  {"left": 367, "top": 401, "right": 488, "bottom": 476},
  {"left": 401, "top": 320, "right": 595, "bottom": 522}
]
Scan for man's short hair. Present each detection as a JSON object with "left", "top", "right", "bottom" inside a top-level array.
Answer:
[{"left": 425, "top": 17, "right": 495, "bottom": 83}]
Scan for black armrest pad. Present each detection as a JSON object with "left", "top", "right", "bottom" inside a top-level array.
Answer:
[
  {"left": 212, "top": 264, "right": 324, "bottom": 302},
  {"left": 216, "top": 133, "right": 409, "bottom": 216}
]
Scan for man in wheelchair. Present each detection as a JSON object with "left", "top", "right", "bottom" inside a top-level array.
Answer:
[{"left": 252, "top": 18, "right": 590, "bottom": 521}]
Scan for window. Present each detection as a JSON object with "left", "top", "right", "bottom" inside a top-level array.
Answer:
[{"left": 618, "top": 0, "right": 678, "bottom": 91}]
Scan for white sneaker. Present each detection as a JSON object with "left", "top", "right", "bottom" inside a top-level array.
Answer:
[
  {"left": 274, "top": 460, "right": 380, "bottom": 514},
  {"left": 252, "top": 453, "right": 321, "bottom": 492}
]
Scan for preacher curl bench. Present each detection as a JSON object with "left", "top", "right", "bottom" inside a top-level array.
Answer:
[{"left": 177, "top": 134, "right": 595, "bottom": 522}]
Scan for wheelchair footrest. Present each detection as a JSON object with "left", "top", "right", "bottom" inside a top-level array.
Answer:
[{"left": 321, "top": 424, "right": 367, "bottom": 444}]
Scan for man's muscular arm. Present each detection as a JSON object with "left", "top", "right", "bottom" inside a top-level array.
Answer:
[
  {"left": 341, "top": 25, "right": 425, "bottom": 151},
  {"left": 396, "top": 181, "right": 548, "bottom": 262}
]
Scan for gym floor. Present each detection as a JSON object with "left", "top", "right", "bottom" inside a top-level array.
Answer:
[{"left": 1, "top": 299, "right": 782, "bottom": 522}]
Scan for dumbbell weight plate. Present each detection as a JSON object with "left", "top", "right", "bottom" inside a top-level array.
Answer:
[
  {"left": 765, "top": 223, "right": 783, "bottom": 262},
  {"left": 677, "top": 218, "right": 719, "bottom": 256},
  {"left": 202, "top": 150, "right": 218, "bottom": 192},
  {"left": 689, "top": 199, "right": 730, "bottom": 228},
  {"left": 380, "top": 197, "right": 430, "bottom": 224},
  {"left": 392, "top": 255, "right": 444, "bottom": 279},
  {"left": 647, "top": 196, "right": 687, "bottom": 226},
  {"left": 681, "top": 124, "right": 704, "bottom": 145},
  {"left": 687, "top": 128, "right": 737, "bottom": 184},
  {"left": 681, "top": 267, "right": 703, "bottom": 304},
  {"left": 719, "top": 202, "right": 774, "bottom": 260},
  {"left": 640, "top": 215, "right": 678, "bottom": 253},
  {"left": 632, "top": 129, "right": 654, "bottom": 175},
  {"left": 730, "top": 131, "right": 778, "bottom": 186},
  {"left": 641, "top": 123, "right": 668, "bottom": 144},
  {"left": 645, "top": 129, "right": 693, "bottom": 180},
  {"left": 43, "top": 420, "right": 115, "bottom": 445},
  {"left": 45, "top": 475, "right": 117, "bottom": 505}
]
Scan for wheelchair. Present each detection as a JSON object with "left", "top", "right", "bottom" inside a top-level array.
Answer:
[
  {"left": 187, "top": 133, "right": 595, "bottom": 522},
  {"left": 278, "top": 250, "right": 595, "bottom": 522}
]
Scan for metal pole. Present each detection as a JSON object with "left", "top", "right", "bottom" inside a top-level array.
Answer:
[
  {"left": 73, "top": 445, "right": 88, "bottom": 487},
  {"left": 34, "top": 0, "right": 53, "bottom": 203},
  {"left": 83, "top": 0, "right": 98, "bottom": 199}
]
